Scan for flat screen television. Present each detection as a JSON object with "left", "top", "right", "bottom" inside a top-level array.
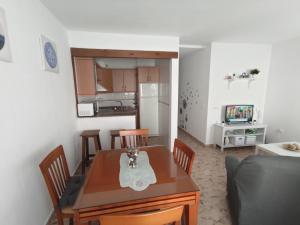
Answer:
[{"left": 225, "top": 105, "right": 254, "bottom": 124}]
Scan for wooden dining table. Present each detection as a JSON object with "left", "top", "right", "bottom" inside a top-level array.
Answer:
[{"left": 73, "top": 146, "right": 200, "bottom": 225}]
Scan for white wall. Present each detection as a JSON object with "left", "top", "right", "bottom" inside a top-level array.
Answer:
[
  {"left": 0, "top": 1, "right": 77, "bottom": 225},
  {"left": 68, "top": 31, "right": 179, "bottom": 149},
  {"left": 206, "top": 43, "right": 272, "bottom": 144},
  {"left": 68, "top": 31, "right": 179, "bottom": 52},
  {"left": 178, "top": 47, "right": 211, "bottom": 143},
  {"left": 77, "top": 116, "right": 136, "bottom": 150},
  {"left": 157, "top": 59, "right": 171, "bottom": 147},
  {"left": 264, "top": 37, "right": 300, "bottom": 143}
]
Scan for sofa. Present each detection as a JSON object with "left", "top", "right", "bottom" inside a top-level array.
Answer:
[{"left": 225, "top": 155, "right": 300, "bottom": 225}]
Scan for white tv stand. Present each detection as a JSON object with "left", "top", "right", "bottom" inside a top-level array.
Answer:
[{"left": 214, "top": 123, "right": 267, "bottom": 152}]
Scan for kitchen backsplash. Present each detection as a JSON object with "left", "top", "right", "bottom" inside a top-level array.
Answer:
[{"left": 78, "top": 93, "right": 136, "bottom": 108}]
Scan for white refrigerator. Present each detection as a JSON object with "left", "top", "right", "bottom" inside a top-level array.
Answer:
[{"left": 139, "top": 83, "right": 159, "bottom": 136}]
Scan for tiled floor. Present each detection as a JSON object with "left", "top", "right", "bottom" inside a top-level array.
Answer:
[
  {"left": 47, "top": 129, "right": 255, "bottom": 225},
  {"left": 179, "top": 130, "right": 254, "bottom": 225}
]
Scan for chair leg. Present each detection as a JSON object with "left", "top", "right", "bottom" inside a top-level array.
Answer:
[
  {"left": 97, "top": 135, "right": 102, "bottom": 150},
  {"left": 94, "top": 136, "right": 101, "bottom": 152},
  {"left": 55, "top": 210, "right": 64, "bottom": 225},
  {"left": 85, "top": 138, "right": 89, "bottom": 166},
  {"left": 81, "top": 137, "right": 87, "bottom": 174},
  {"left": 111, "top": 136, "right": 115, "bottom": 149}
]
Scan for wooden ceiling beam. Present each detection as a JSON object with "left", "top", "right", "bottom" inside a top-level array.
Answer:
[{"left": 70, "top": 48, "right": 178, "bottom": 59}]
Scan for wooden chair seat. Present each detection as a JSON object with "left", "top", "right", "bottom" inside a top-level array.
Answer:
[{"left": 61, "top": 206, "right": 74, "bottom": 215}]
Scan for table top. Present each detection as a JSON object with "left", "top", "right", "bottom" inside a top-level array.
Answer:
[
  {"left": 257, "top": 142, "right": 300, "bottom": 157},
  {"left": 73, "top": 146, "right": 199, "bottom": 210}
]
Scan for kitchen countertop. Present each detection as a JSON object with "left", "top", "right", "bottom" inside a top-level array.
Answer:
[{"left": 78, "top": 106, "right": 137, "bottom": 118}]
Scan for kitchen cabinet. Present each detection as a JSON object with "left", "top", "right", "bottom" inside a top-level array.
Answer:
[
  {"left": 112, "top": 70, "right": 124, "bottom": 92},
  {"left": 138, "top": 67, "right": 159, "bottom": 83},
  {"left": 96, "top": 66, "right": 113, "bottom": 92},
  {"left": 124, "top": 70, "right": 137, "bottom": 92},
  {"left": 74, "top": 57, "right": 96, "bottom": 96},
  {"left": 112, "top": 69, "right": 136, "bottom": 92}
]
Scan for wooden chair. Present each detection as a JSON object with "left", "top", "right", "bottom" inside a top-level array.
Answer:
[
  {"left": 173, "top": 138, "right": 195, "bottom": 175},
  {"left": 39, "top": 145, "right": 84, "bottom": 225},
  {"left": 119, "top": 128, "right": 149, "bottom": 148},
  {"left": 99, "top": 206, "right": 184, "bottom": 225}
]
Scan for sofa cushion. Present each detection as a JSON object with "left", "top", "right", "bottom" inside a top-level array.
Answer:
[
  {"left": 59, "top": 175, "right": 85, "bottom": 208},
  {"left": 233, "top": 155, "right": 300, "bottom": 225}
]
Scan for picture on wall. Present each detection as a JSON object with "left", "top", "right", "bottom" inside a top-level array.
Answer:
[
  {"left": 40, "top": 35, "right": 59, "bottom": 73},
  {"left": 0, "top": 7, "right": 12, "bottom": 62}
]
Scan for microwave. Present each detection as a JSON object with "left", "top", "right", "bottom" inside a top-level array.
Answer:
[{"left": 77, "top": 103, "right": 95, "bottom": 117}]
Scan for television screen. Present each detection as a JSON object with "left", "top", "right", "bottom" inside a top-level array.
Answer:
[{"left": 225, "top": 105, "right": 253, "bottom": 123}]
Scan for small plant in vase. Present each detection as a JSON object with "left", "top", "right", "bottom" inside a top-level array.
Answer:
[{"left": 249, "top": 69, "right": 260, "bottom": 79}]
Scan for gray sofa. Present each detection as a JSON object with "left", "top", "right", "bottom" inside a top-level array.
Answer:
[{"left": 225, "top": 155, "right": 300, "bottom": 225}]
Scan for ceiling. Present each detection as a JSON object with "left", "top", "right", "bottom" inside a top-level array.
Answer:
[{"left": 41, "top": 0, "right": 300, "bottom": 45}]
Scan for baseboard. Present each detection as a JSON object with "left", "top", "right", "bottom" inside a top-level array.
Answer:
[
  {"left": 72, "top": 160, "right": 82, "bottom": 176},
  {"left": 178, "top": 127, "right": 213, "bottom": 147},
  {"left": 43, "top": 208, "right": 54, "bottom": 225},
  {"left": 43, "top": 160, "right": 81, "bottom": 225}
]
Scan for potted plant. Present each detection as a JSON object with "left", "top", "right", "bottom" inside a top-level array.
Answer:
[{"left": 249, "top": 69, "right": 260, "bottom": 78}]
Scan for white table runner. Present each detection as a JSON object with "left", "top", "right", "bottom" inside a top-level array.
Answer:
[{"left": 119, "top": 151, "right": 157, "bottom": 191}]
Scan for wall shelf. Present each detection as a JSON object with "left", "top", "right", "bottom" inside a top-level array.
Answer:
[
  {"left": 214, "top": 123, "right": 267, "bottom": 152},
  {"left": 226, "top": 77, "right": 256, "bottom": 89}
]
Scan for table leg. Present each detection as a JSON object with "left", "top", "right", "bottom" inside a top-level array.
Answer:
[{"left": 187, "top": 193, "right": 200, "bottom": 225}]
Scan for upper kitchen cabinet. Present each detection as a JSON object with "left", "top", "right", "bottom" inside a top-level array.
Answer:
[
  {"left": 74, "top": 57, "right": 96, "bottom": 96},
  {"left": 124, "top": 69, "right": 137, "bottom": 92},
  {"left": 96, "top": 65, "right": 113, "bottom": 92},
  {"left": 112, "top": 69, "right": 137, "bottom": 92},
  {"left": 112, "top": 70, "right": 124, "bottom": 92},
  {"left": 138, "top": 67, "right": 160, "bottom": 83}
]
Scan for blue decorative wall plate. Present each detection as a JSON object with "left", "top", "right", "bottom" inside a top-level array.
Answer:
[
  {"left": 41, "top": 35, "right": 59, "bottom": 73},
  {"left": 44, "top": 41, "right": 57, "bottom": 68},
  {"left": 0, "top": 34, "right": 4, "bottom": 50},
  {"left": 0, "top": 8, "right": 12, "bottom": 62}
]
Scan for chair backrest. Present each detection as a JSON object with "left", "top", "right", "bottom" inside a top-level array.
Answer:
[
  {"left": 39, "top": 145, "right": 70, "bottom": 208},
  {"left": 99, "top": 206, "right": 183, "bottom": 225},
  {"left": 119, "top": 129, "right": 149, "bottom": 149},
  {"left": 173, "top": 138, "right": 195, "bottom": 175}
]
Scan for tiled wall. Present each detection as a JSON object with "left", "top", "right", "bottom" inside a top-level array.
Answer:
[{"left": 78, "top": 92, "right": 136, "bottom": 107}]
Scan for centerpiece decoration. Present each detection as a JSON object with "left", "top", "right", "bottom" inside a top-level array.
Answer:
[{"left": 126, "top": 148, "right": 139, "bottom": 168}]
